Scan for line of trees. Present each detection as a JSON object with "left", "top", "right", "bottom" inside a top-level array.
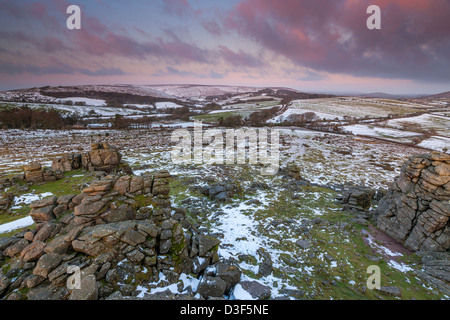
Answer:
[
  {"left": 0, "top": 106, "right": 80, "bottom": 129},
  {"left": 248, "top": 107, "right": 280, "bottom": 126}
]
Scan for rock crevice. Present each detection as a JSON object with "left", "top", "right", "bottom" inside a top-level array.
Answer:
[{"left": 375, "top": 152, "right": 450, "bottom": 252}]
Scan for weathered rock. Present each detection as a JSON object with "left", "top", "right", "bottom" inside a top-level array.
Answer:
[
  {"left": 21, "top": 241, "right": 47, "bottom": 262},
  {"left": 52, "top": 153, "right": 82, "bottom": 173},
  {"left": 197, "top": 275, "right": 227, "bottom": 298},
  {"left": 22, "top": 274, "right": 46, "bottom": 289},
  {"left": 0, "top": 193, "right": 14, "bottom": 212},
  {"left": 0, "top": 165, "right": 229, "bottom": 301},
  {"left": 198, "top": 235, "right": 220, "bottom": 257},
  {"left": 27, "top": 283, "right": 68, "bottom": 300},
  {"left": 33, "top": 222, "right": 58, "bottom": 242},
  {"left": 257, "top": 248, "right": 273, "bottom": 277},
  {"left": 73, "top": 199, "right": 108, "bottom": 217},
  {"left": 121, "top": 230, "right": 146, "bottom": 246},
  {"left": 114, "top": 176, "right": 131, "bottom": 195},
  {"left": 376, "top": 286, "right": 402, "bottom": 297},
  {"left": 30, "top": 196, "right": 57, "bottom": 209},
  {"left": 101, "top": 204, "right": 135, "bottom": 223},
  {"left": 235, "top": 280, "right": 271, "bottom": 300},
  {"left": 296, "top": 239, "right": 311, "bottom": 249},
  {"left": 129, "top": 176, "right": 144, "bottom": 194},
  {"left": 23, "top": 162, "right": 42, "bottom": 172},
  {"left": 82, "top": 142, "right": 122, "bottom": 173},
  {"left": 0, "top": 271, "right": 10, "bottom": 296},
  {"left": 342, "top": 187, "right": 375, "bottom": 210},
  {"left": 44, "top": 235, "right": 70, "bottom": 255},
  {"left": 159, "top": 239, "right": 172, "bottom": 254},
  {"left": 72, "top": 237, "right": 107, "bottom": 257},
  {"left": 215, "top": 263, "right": 242, "bottom": 291},
  {"left": 376, "top": 152, "right": 450, "bottom": 252},
  {"left": 24, "top": 163, "right": 62, "bottom": 184},
  {"left": 30, "top": 205, "right": 56, "bottom": 223},
  {"left": 192, "top": 256, "right": 210, "bottom": 275},
  {"left": 4, "top": 239, "right": 29, "bottom": 257},
  {"left": 69, "top": 274, "right": 98, "bottom": 300},
  {"left": 33, "top": 253, "right": 64, "bottom": 278},
  {"left": 0, "top": 237, "right": 18, "bottom": 251}
]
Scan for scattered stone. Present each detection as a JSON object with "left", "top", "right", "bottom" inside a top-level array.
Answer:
[
  {"left": 236, "top": 281, "right": 271, "bottom": 300},
  {"left": 197, "top": 275, "right": 227, "bottom": 298},
  {"left": 21, "top": 241, "right": 47, "bottom": 262},
  {"left": 69, "top": 274, "right": 98, "bottom": 300},
  {"left": 376, "top": 286, "right": 402, "bottom": 297},
  {"left": 4, "top": 239, "right": 29, "bottom": 257},
  {"left": 198, "top": 235, "right": 220, "bottom": 256},
  {"left": 257, "top": 248, "right": 273, "bottom": 277},
  {"left": 27, "top": 283, "right": 68, "bottom": 300},
  {"left": 215, "top": 263, "right": 242, "bottom": 291},
  {"left": 296, "top": 240, "right": 311, "bottom": 250},
  {"left": 33, "top": 253, "right": 63, "bottom": 278},
  {"left": 342, "top": 187, "right": 375, "bottom": 211}
]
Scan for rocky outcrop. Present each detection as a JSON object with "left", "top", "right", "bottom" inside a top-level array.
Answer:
[
  {"left": 52, "top": 142, "right": 123, "bottom": 174},
  {"left": 194, "top": 181, "right": 241, "bottom": 202},
  {"left": 24, "top": 163, "right": 63, "bottom": 184},
  {"left": 0, "top": 193, "right": 14, "bottom": 214},
  {"left": 81, "top": 142, "right": 122, "bottom": 173},
  {"left": 375, "top": 152, "right": 450, "bottom": 252},
  {"left": 341, "top": 187, "right": 376, "bottom": 211},
  {"left": 0, "top": 170, "right": 235, "bottom": 300},
  {"left": 52, "top": 153, "right": 82, "bottom": 173},
  {"left": 414, "top": 251, "right": 450, "bottom": 295}
]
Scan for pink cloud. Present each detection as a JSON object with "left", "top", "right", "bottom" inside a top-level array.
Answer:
[
  {"left": 224, "top": 0, "right": 450, "bottom": 81},
  {"left": 217, "top": 45, "right": 263, "bottom": 68}
]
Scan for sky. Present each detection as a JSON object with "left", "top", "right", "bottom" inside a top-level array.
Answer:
[{"left": 0, "top": 0, "right": 449, "bottom": 95}]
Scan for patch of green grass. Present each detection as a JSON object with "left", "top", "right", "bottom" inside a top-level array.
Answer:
[
  {"left": 30, "top": 169, "right": 94, "bottom": 197},
  {"left": 192, "top": 111, "right": 237, "bottom": 123}
]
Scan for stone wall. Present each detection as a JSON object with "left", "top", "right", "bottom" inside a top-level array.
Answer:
[{"left": 375, "top": 152, "right": 450, "bottom": 252}]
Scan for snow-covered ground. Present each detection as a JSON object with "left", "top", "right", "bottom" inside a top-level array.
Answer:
[
  {"left": 383, "top": 114, "right": 450, "bottom": 137},
  {"left": 0, "top": 125, "right": 448, "bottom": 299},
  {"left": 344, "top": 124, "right": 422, "bottom": 139},
  {"left": 154, "top": 102, "right": 185, "bottom": 109},
  {"left": 145, "top": 85, "right": 262, "bottom": 100},
  {"left": 288, "top": 98, "right": 429, "bottom": 119},
  {"left": 268, "top": 107, "right": 343, "bottom": 123},
  {"left": 0, "top": 191, "right": 53, "bottom": 234},
  {"left": 418, "top": 136, "right": 450, "bottom": 152},
  {"left": 0, "top": 101, "right": 149, "bottom": 117},
  {"left": 0, "top": 216, "right": 34, "bottom": 234}
]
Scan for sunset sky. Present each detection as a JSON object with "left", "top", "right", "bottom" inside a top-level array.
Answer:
[{"left": 0, "top": 0, "right": 449, "bottom": 94}]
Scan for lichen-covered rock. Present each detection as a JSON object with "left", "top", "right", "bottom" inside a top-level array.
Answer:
[
  {"left": 24, "top": 162, "right": 63, "bottom": 184},
  {"left": 234, "top": 280, "right": 271, "bottom": 300},
  {"left": 196, "top": 275, "right": 227, "bottom": 298},
  {"left": 82, "top": 142, "right": 122, "bottom": 173},
  {"left": 0, "top": 167, "right": 225, "bottom": 301},
  {"left": 0, "top": 193, "right": 14, "bottom": 213},
  {"left": 20, "top": 241, "right": 47, "bottom": 262},
  {"left": 342, "top": 187, "right": 375, "bottom": 210},
  {"left": 375, "top": 152, "right": 450, "bottom": 252},
  {"left": 52, "top": 153, "right": 82, "bottom": 173}
]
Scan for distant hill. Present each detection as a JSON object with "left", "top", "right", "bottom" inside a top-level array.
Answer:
[
  {"left": 359, "top": 92, "right": 425, "bottom": 99},
  {"left": 420, "top": 91, "right": 450, "bottom": 99},
  {"left": 0, "top": 84, "right": 334, "bottom": 105}
]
